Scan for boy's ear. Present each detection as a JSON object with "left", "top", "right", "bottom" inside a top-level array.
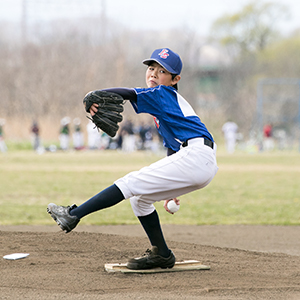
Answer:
[{"left": 172, "top": 75, "right": 181, "bottom": 85}]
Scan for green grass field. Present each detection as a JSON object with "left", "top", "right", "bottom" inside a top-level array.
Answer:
[{"left": 0, "top": 149, "right": 299, "bottom": 226}]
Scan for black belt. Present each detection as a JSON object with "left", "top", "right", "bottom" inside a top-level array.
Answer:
[{"left": 182, "top": 138, "right": 214, "bottom": 149}]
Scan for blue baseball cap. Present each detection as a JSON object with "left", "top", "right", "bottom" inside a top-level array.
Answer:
[{"left": 143, "top": 48, "right": 183, "bottom": 75}]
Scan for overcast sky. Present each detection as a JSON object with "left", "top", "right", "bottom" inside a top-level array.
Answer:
[{"left": 0, "top": 0, "right": 299, "bottom": 36}]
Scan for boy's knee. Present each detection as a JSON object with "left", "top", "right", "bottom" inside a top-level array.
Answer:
[{"left": 130, "top": 196, "right": 155, "bottom": 217}]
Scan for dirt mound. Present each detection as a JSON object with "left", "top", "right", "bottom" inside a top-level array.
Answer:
[{"left": 1, "top": 228, "right": 300, "bottom": 299}]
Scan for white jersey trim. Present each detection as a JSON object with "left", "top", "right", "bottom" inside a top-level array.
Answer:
[{"left": 177, "top": 94, "right": 197, "bottom": 117}]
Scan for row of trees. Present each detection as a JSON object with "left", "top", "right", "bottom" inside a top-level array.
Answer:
[
  {"left": 0, "top": 1, "right": 299, "bottom": 142},
  {"left": 210, "top": 1, "right": 300, "bottom": 139}
]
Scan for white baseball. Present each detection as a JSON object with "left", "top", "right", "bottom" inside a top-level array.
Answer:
[{"left": 167, "top": 200, "right": 180, "bottom": 213}]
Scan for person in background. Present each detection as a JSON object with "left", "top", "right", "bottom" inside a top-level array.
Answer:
[
  {"left": 0, "top": 118, "right": 7, "bottom": 153},
  {"left": 31, "top": 121, "right": 41, "bottom": 151},
  {"left": 73, "top": 118, "right": 84, "bottom": 150},
  {"left": 222, "top": 120, "right": 238, "bottom": 153},
  {"left": 263, "top": 124, "right": 274, "bottom": 151},
  {"left": 59, "top": 117, "right": 71, "bottom": 151}
]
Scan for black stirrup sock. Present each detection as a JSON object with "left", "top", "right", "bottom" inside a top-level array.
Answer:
[
  {"left": 69, "top": 184, "right": 124, "bottom": 219},
  {"left": 138, "top": 210, "right": 170, "bottom": 258}
]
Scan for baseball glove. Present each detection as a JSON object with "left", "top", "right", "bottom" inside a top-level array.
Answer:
[{"left": 83, "top": 90, "right": 125, "bottom": 137}]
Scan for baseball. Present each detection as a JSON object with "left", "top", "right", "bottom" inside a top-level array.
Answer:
[{"left": 167, "top": 200, "right": 180, "bottom": 213}]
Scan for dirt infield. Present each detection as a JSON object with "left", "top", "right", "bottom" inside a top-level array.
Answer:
[{"left": 1, "top": 225, "right": 300, "bottom": 299}]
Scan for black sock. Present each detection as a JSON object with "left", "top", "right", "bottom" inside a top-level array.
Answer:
[
  {"left": 138, "top": 210, "right": 170, "bottom": 258},
  {"left": 69, "top": 184, "right": 124, "bottom": 219}
]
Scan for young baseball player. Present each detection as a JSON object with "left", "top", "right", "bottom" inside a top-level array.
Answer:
[{"left": 47, "top": 48, "right": 218, "bottom": 270}]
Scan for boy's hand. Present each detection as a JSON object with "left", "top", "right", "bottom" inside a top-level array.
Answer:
[
  {"left": 89, "top": 103, "right": 99, "bottom": 116},
  {"left": 164, "top": 198, "right": 180, "bottom": 214}
]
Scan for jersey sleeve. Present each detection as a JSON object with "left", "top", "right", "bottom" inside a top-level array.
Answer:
[
  {"left": 133, "top": 86, "right": 171, "bottom": 116},
  {"left": 101, "top": 87, "right": 137, "bottom": 102}
]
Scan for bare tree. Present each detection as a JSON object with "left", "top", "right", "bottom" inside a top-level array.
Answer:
[{"left": 210, "top": 1, "right": 289, "bottom": 56}]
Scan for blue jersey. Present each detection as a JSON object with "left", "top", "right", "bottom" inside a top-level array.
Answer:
[{"left": 132, "top": 85, "right": 214, "bottom": 152}]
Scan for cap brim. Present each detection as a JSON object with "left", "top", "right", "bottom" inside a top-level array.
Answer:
[{"left": 142, "top": 58, "right": 177, "bottom": 74}]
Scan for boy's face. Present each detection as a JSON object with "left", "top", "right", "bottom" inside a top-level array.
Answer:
[{"left": 146, "top": 62, "right": 180, "bottom": 88}]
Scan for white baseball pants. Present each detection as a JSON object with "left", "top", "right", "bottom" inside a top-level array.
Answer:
[{"left": 114, "top": 138, "right": 218, "bottom": 217}]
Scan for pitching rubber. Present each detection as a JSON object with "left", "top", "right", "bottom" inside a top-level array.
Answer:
[{"left": 104, "top": 260, "right": 210, "bottom": 274}]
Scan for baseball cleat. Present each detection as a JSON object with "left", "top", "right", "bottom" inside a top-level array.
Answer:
[
  {"left": 47, "top": 203, "right": 80, "bottom": 233},
  {"left": 126, "top": 246, "right": 175, "bottom": 270}
]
